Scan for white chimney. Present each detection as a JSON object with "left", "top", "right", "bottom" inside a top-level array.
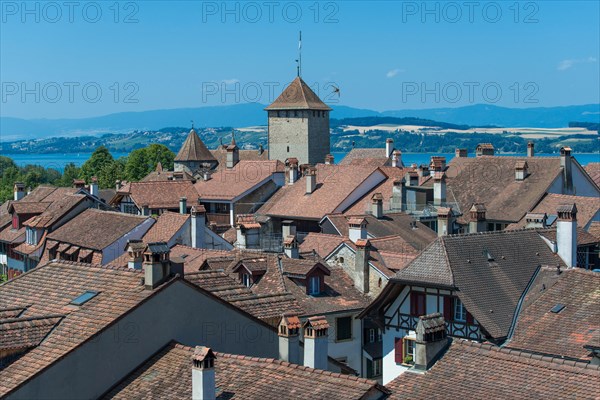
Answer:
[
  {"left": 282, "top": 220, "right": 296, "bottom": 239},
  {"left": 203, "top": 171, "right": 212, "bottom": 181},
  {"left": 557, "top": 204, "right": 577, "bottom": 268},
  {"left": 143, "top": 242, "right": 171, "bottom": 289},
  {"left": 324, "top": 154, "right": 334, "bottom": 165},
  {"left": 278, "top": 314, "right": 301, "bottom": 364},
  {"left": 283, "top": 235, "right": 299, "bottom": 259},
  {"left": 89, "top": 177, "right": 99, "bottom": 197},
  {"left": 385, "top": 138, "right": 394, "bottom": 157},
  {"left": 348, "top": 217, "right": 368, "bottom": 243},
  {"left": 192, "top": 346, "right": 217, "bottom": 400},
  {"left": 468, "top": 203, "right": 486, "bottom": 233},
  {"left": 437, "top": 207, "right": 453, "bottom": 237},
  {"left": 306, "top": 168, "right": 317, "bottom": 194},
  {"left": 560, "top": 147, "right": 573, "bottom": 192},
  {"left": 433, "top": 172, "right": 446, "bottom": 206},
  {"left": 527, "top": 142, "right": 535, "bottom": 157},
  {"left": 191, "top": 205, "right": 206, "bottom": 249},
  {"left": 391, "top": 150, "right": 402, "bottom": 168},
  {"left": 126, "top": 240, "right": 145, "bottom": 270},
  {"left": 354, "top": 239, "right": 370, "bottom": 294},
  {"left": 287, "top": 158, "right": 299, "bottom": 185},
  {"left": 303, "top": 316, "right": 329, "bottom": 370},
  {"left": 115, "top": 180, "right": 122, "bottom": 191},
  {"left": 390, "top": 178, "right": 406, "bottom": 212},
  {"left": 371, "top": 193, "right": 384, "bottom": 219},
  {"left": 179, "top": 197, "right": 187, "bottom": 214},
  {"left": 515, "top": 161, "right": 528, "bottom": 181},
  {"left": 13, "top": 182, "right": 25, "bottom": 201}
]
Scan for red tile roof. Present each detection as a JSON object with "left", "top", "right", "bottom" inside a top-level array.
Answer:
[
  {"left": 115, "top": 180, "right": 200, "bottom": 210},
  {"left": 0, "top": 315, "right": 63, "bottom": 351},
  {"left": 265, "top": 77, "right": 332, "bottom": 111},
  {"left": 143, "top": 212, "right": 189, "bottom": 244},
  {"left": 584, "top": 162, "right": 600, "bottom": 187},
  {"left": 174, "top": 128, "right": 216, "bottom": 162}
]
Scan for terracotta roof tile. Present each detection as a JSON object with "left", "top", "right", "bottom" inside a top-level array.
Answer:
[
  {"left": 115, "top": 180, "right": 200, "bottom": 210},
  {"left": 265, "top": 77, "right": 332, "bottom": 111},
  {"left": 174, "top": 128, "right": 216, "bottom": 162},
  {"left": 0, "top": 315, "right": 63, "bottom": 351},
  {"left": 584, "top": 162, "right": 600, "bottom": 187},
  {"left": 143, "top": 212, "right": 189, "bottom": 244}
]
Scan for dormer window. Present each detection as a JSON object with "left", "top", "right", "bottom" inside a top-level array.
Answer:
[
  {"left": 25, "top": 227, "right": 37, "bottom": 246},
  {"left": 454, "top": 298, "right": 467, "bottom": 322},
  {"left": 12, "top": 214, "right": 18, "bottom": 230},
  {"left": 308, "top": 275, "right": 321, "bottom": 295},
  {"left": 241, "top": 273, "right": 251, "bottom": 287}
]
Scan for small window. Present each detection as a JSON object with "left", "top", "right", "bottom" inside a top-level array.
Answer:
[
  {"left": 373, "top": 358, "right": 382, "bottom": 376},
  {"left": 242, "top": 273, "right": 251, "bottom": 287},
  {"left": 550, "top": 303, "right": 565, "bottom": 313},
  {"left": 454, "top": 298, "right": 467, "bottom": 322},
  {"left": 403, "top": 337, "right": 416, "bottom": 365},
  {"left": 368, "top": 328, "right": 375, "bottom": 343},
  {"left": 70, "top": 291, "right": 99, "bottom": 306},
  {"left": 377, "top": 328, "right": 382, "bottom": 342},
  {"left": 308, "top": 275, "right": 320, "bottom": 295},
  {"left": 338, "top": 256, "right": 344, "bottom": 264},
  {"left": 336, "top": 316, "right": 352, "bottom": 341},
  {"left": 378, "top": 277, "right": 382, "bottom": 287},
  {"left": 287, "top": 146, "right": 290, "bottom": 153}
]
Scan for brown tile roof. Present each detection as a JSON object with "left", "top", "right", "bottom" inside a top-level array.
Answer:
[
  {"left": 0, "top": 315, "right": 63, "bottom": 351},
  {"left": 394, "top": 229, "right": 567, "bottom": 340},
  {"left": 446, "top": 156, "right": 565, "bottom": 223},
  {"left": 143, "top": 212, "right": 189, "bottom": 244},
  {"left": 23, "top": 194, "right": 87, "bottom": 229},
  {"left": 195, "top": 160, "right": 284, "bottom": 201},
  {"left": 210, "top": 147, "right": 268, "bottom": 169},
  {"left": 221, "top": 226, "right": 237, "bottom": 244},
  {"left": 47, "top": 209, "right": 150, "bottom": 250},
  {"left": 258, "top": 164, "right": 385, "bottom": 220},
  {"left": 18, "top": 186, "right": 78, "bottom": 203},
  {"left": 299, "top": 233, "right": 346, "bottom": 258},
  {"left": 538, "top": 227, "right": 599, "bottom": 246},
  {"left": 103, "top": 341, "right": 387, "bottom": 399},
  {"left": 584, "top": 162, "right": 600, "bottom": 187},
  {"left": 174, "top": 128, "right": 216, "bottom": 162},
  {"left": 169, "top": 245, "right": 233, "bottom": 273},
  {"left": 588, "top": 221, "right": 600, "bottom": 240},
  {"left": 339, "top": 148, "right": 390, "bottom": 166},
  {"left": 115, "top": 180, "right": 200, "bottom": 210},
  {"left": 342, "top": 166, "right": 407, "bottom": 215},
  {"left": 0, "top": 226, "right": 25, "bottom": 244},
  {"left": 9, "top": 202, "right": 51, "bottom": 215},
  {"left": 265, "top": 77, "right": 332, "bottom": 111},
  {"left": 508, "top": 193, "right": 600, "bottom": 230},
  {"left": 141, "top": 170, "right": 195, "bottom": 182},
  {"left": 0, "top": 260, "right": 170, "bottom": 397},
  {"left": 386, "top": 339, "right": 600, "bottom": 400},
  {"left": 507, "top": 268, "right": 600, "bottom": 361}
]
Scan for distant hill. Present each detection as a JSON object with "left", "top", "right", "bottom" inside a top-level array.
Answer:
[{"left": 1, "top": 103, "right": 598, "bottom": 141}]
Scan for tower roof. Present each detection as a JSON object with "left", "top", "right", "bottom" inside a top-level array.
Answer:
[
  {"left": 265, "top": 77, "right": 332, "bottom": 111},
  {"left": 175, "top": 128, "right": 217, "bottom": 162}
]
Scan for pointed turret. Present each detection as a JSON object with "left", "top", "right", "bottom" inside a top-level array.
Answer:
[{"left": 174, "top": 128, "right": 217, "bottom": 175}]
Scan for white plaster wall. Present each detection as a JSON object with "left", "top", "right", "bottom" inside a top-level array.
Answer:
[
  {"left": 101, "top": 218, "right": 155, "bottom": 264},
  {"left": 335, "top": 171, "right": 387, "bottom": 213}
]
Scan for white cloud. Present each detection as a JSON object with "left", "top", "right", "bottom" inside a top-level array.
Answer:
[
  {"left": 557, "top": 57, "right": 597, "bottom": 71},
  {"left": 221, "top": 78, "right": 239, "bottom": 85},
  {"left": 386, "top": 68, "right": 404, "bottom": 78}
]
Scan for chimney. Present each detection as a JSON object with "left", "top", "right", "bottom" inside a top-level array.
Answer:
[
  {"left": 527, "top": 141, "right": 535, "bottom": 157},
  {"left": 115, "top": 180, "right": 122, "bottom": 191},
  {"left": 284, "top": 235, "right": 299, "bottom": 259},
  {"left": 354, "top": 239, "right": 370, "bottom": 294},
  {"left": 417, "top": 164, "right": 430, "bottom": 178},
  {"left": 348, "top": 217, "right": 368, "bottom": 243},
  {"left": 414, "top": 313, "right": 448, "bottom": 371},
  {"left": 390, "top": 178, "right": 406, "bottom": 212},
  {"left": 236, "top": 215, "right": 260, "bottom": 249},
  {"left": 556, "top": 204, "right": 577, "bottom": 268},
  {"left": 525, "top": 212, "right": 548, "bottom": 228},
  {"left": 430, "top": 156, "right": 446, "bottom": 172},
  {"left": 258, "top": 144, "right": 264, "bottom": 155},
  {"left": 433, "top": 172, "right": 446, "bottom": 206},
  {"left": 437, "top": 207, "right": 453, "bottom": 237},
  {"left": 560, "top": 147, "right": 573, "bottom": 192},
  {"left": 476, "top": 143, "right": 494, "bottom": 157},
  {"left": 179, "top": 197, "right": 187, "bottom": 214},
  {"left": 371, "top": 193, "right": 384, "bottom": 218},
  {"left": 405, "top": 171, "right": 418, "bottom": 187},
  {"left": 278, "top": 314, "right": 301, "bottom": 364},
  {"left": 73, "top": 179, "right": 86, "bottom": 189},
  {"left": 515, "top": 161, "right": 528, "bottom": 181},
  {"left": 385, "top": 138, "right": 394, "bottom": 157},
  {"left": 203, "top": 171, "right": 212, "bottom": 181},
  {"left": 191, "top": 205, "right": 206, "bottom": 249},
  {"left": 192, "top": 346, "right": 217, "bottom": 400},
  {"left": 305, "top": 167, "right": 317, "bottom": 194},
  {"left": 143, "top": 242, "right": 171, "bottom": 289},
  {"left": 391, "top": 150, "right": 402, "bottom": 168},
  {"left": 455, "top": 148, "right": 468, "bottom": 158},
  {"left": 469, "top": 203, "right": 486, "bottom": 233},
  {"left": 89, "top": 177, "right": 99, "bottom": 197},
  {"left": 303, "top": 316, "right": 329, "bottom": 370},
  {"left": 282, "top": 220, "right": 296, "bottom": 239},
  {"left": 125, "top": 239, "right": 145, "bottom": 270},
  {"left": 13, "top": 182, "right": 25, "bottom": 201},
  {"left": 286, "top": 158, "right": 299, "bottom": 185},
  {"left": 324, "top": 154, "right": 334, "bottom": 165},
  {"left": 226, "top": 132, "right": 239, "bottom": 169}
]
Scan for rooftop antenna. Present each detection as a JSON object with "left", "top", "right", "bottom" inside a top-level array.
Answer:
[
  {"left": 191, "top": 120, "right": 194, "bottom": 129},
  {"left": 296, "top": 31, "right": 302, "bottom": 77}
]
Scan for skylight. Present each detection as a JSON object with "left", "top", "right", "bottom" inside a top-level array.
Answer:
[
  {"left": 70, "top": 291, "right": 99, "bottom": 306},
  {"left": 550, "top": 303, "right": 565, "bottom": 313}
]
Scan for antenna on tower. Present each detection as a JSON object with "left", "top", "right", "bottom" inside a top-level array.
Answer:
[
  {"left": 297, "top": 31, "right": 302, "bottom": 77},
  {"left": 191, "top": 120, "right": 194, "bottom": 129}
]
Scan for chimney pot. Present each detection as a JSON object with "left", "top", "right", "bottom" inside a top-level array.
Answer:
[
  {"left": 455, "top": 148, "right": 468, "bottom": 158},
  {"left": 303, "top": 316, "right": 329, "bottom": 370},
  {"left": 527, "top": 142, "right": 535, "bottom": 157},
  {"left": 556, "top": 204, "right": 577, "bottom": 268},
  {"left": 143, "top": 242, "right": 171, "bottom": 289},
  {"left": 348, "top": 217, "right": 368, "bottom": 243},
  {"left": 13, "top": 182, "right": 25, "bottom": 201},
  {"left": 192, "top": 346, "right": 217, "bottom": 400},
  {"left": 386, "top": 138, "right": 394, "bottom": 157},
  {"left": 305, "top": 167, "right": 317, "bottom": 194},
  {"left": 371, "top": 193, "right": 384, "bottom": 218},
  {"left": 414, "top": 313, "right": 448, "bottom": 370},
  {"left": 278, "top": 313, "right": 301, "bottom": 364}
]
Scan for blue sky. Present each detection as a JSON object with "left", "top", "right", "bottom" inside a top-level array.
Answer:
[{"left": 1, "top": 0, "right": 599, "bottom": 118}]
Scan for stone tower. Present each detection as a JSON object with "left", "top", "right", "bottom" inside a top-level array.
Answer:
[
  {"left": 174, "top": 128, "right": 218, "bottom": 176},
  {"left": 265, "top": 77, "right": 331, "bottom": 165}
]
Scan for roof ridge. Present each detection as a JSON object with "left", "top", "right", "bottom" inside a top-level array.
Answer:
[
  {"left": 444, "top": 226, "right": 555, "bottom": 239},
  {"left": 47, "top": 259, "right": 144, "bottom": 273},
  {"left": 0, "top": 314, "right": 64, "bottom": 325}
]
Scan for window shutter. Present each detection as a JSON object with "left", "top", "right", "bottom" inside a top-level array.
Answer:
[
  {"left": 394, "top": 337, "right": 403, "bottom": 363},
  {"left": 443, "top": 296, "right": 453, "bottom": 321},
  {"left": 466, "top": 310, "right": 474, "bottom": 325},
  {"left": 366, "top": 359, "right": 374, "bottom": 378}
]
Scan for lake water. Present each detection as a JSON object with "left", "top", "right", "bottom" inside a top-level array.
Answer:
[{"left": 3, "top": 151, "right": 598, "bottom": 171}]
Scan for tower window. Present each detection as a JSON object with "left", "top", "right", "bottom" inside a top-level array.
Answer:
[{"left": 287, "top": 146, "right": 290, "bottom": 153}]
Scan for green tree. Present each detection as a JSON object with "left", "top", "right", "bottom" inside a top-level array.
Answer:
[
  {"left": 99, "top": 157, "right": 127, "bottom": 189},
  {"left": 125, "top": 144, "right": 175, "bottom": 181},
  {"left": 60, "top": 163, "right": 81, "bottom": 187},
  {"left": 80, "top": 146, "right": 115, "bottom": 187},
  {"left": 125, "top": 148, "right": 148, "bottom": 181},
  {"left": 145, "top": 144, "right": 175, "bottom": 171}
]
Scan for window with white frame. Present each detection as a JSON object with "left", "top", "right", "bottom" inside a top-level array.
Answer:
[
  {"left": 242, "top": 273, "right": 251, "bottom": 287},
  {"left": 454, "top": 298, "right": 467, "bottom": 322},
  {"left": 308, "top": 275, "right": 320, "bottom": 295},
  {"left": 373, "top": 358, "right": 382, "bottom": 376},
  {"left": 368, "top": 328, "right": 375, "bottom": 343},
  {"left": 403, "top": 337, "right": 416, "bottom": 364}
]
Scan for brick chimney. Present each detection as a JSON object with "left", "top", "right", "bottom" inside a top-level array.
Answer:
[
  {"left": 191, "top": 205, "right": 206, "bottom": 249},
  {"left": 371, "top": 193, "right": 384, "bottom": 219},
  {"left": 236, "top": 215, "right": 260, "bottom": 249},
  {"left": 125, "top": 239, "right": 145, "bottom": 270},
  {"left": 414, "top": 313, "right": 448, "bottom": 371},
  {"left": 455, "top": 148, "right": 467, "bottom": 158},
  {"left": 324, "top": 154, "right": 334, "bottom": 165},
  {"left": 391, "top": 150, "right": 402, "bottom": 168},
  {"left": 278, "top": 313, "right": 301, "bottom": 364},
  {"left": 192, "top": 346, "right": 216, "bottom": 400},
  {"left": 469, "top": 203, "right": 486, "bottom": 233},
  {"left": 143, "top": 242, "right": 171, "bottom": 289},
  {"left": 433, "top": 172, "right": 446, "bottom": 206},
  {"left": 303, "top": 316, "right": 329, "bottom": 370},
  {"left": 179, "top": 197, "right": 187, "bottom": 214},
  {"left": 525, "top": 212, "right": 548, "bottom": 228},
  {"left": 89, "top": 177, "right": 99, "bottom": 197},
  {"left": 437, "top": 207, "right": 454, "bottom": 237},
  {"left": 560, "top": 147, "right": 573, "bottom": 192},
  {"left": 390, "top": 178, "right": 406, "bottom": 212},
  {"left": 286, "top": 158, "right": 299, "bottom": 185},
  {"left": 515, "top": 161, "right": 528, "bottom": 181},
  {"left": 527, "top": 141, "right": 535, "bottom": 157},
  {"left": 226, "top": 132, "right": 239, "bottom": 169},
  {"left": 386, "top": 138, "right": 394, "bottom": 157},
  {"left": 430, "top": 156, "right": 446, "bottom": 172},
  {"left": 476, "top": 143, "right": 494, "bottom": 157},
  {"left": 305, "top": 167, "right": 317, "bottom": 194},
  {"left": 348, "top": 217, "right": 368, "bottom": 243},
  {"left": 557, "top": 204, "right": 577, "bottom": 268},
  {"left": 13, "top": 182, "right": 25, "bottom": 201},
  {"left": 354, "top": 238, "right": 370, "bottom": 294},
  {"left": 283, "top": 235, "right": 299, "bottom": 259}
]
